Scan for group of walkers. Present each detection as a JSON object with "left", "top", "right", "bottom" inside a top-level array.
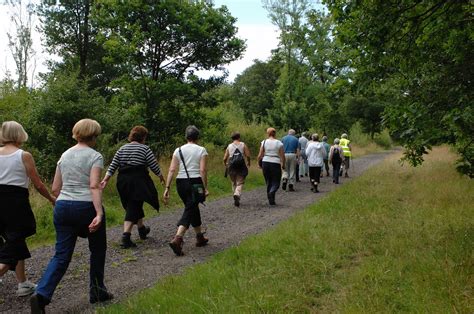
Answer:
[{"left": 0, "top": 119, "right": 351, "bottom": 313}]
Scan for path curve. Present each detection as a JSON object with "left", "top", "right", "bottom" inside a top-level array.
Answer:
[{"left": 0, "top": 150, "right": 396, "bottom": 313}]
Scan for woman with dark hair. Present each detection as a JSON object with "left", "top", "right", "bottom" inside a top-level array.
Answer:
[
  {"left": 164, "top": 125, "right": 209, "bottom": 256},
  {"left": 31, "top": 119, "right": 113, "bottom": 313},
  {"left": 0, "top": 121, "right": 56, "bottom": 297},
  {"left": 101, "top": 125, "right": 165, "bottom": 248},
  {"left": 223, "top": 132, "right": 251, "bottom": 207},
  {"left": 257, "top": 127, "right": 285, "bottom": 205}
]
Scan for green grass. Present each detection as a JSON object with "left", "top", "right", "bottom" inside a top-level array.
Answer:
[{"left": 99, "top": 146, "right": 473, "bottom": 313}]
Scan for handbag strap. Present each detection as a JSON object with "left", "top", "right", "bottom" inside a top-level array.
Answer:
[{"left": 178, "top": 147, "right": 191, "bottom": 182}]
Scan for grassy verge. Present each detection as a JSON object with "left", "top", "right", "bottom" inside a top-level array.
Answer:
[{"left": 99, "top": 146, "right": 473, "bottom": 313}]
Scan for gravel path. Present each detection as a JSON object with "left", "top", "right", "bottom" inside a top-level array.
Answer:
[{"left": 0, "top": 150, "right": 396, "bottom": 313}]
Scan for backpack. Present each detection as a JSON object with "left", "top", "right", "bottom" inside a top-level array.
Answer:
[
  {"left": 228, "top": 145, "right": 245, "bottom": 169},
  {"left": 332, "top": 147, "right": 342, "bottom": 163}
]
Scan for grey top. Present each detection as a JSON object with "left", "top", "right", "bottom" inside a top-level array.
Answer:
[{"left": 57, "top": 147, "right": 104, "bottom": 202}]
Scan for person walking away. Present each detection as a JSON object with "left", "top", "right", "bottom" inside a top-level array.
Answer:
[
  {"left": 321, "top": 136, "right": 331, "bottom": 177},
  {"left": 281, "top": 129, "right": 300, "bottom": 191},
  {"left": 101, "top": 126, "right": 165, "bottom": 248},
  {"left": 329, "top": 138, "right": 345, "bottom": 184},
  {"left": 298, "top": 132, "right": 309, "bottom": 178},
  {"left": 305, "top": 134, "right": 327, "bottom": 192},
  {"left": 340, "top": 133, "right": 352, "bottom": 177},
  {"left": 0, "top": 121, "right": 56, "bottom": 297},
  {"left": 31, "top": 119, "right": 113, "bottom": 313},
  {"left": 257, "top": 127, "right": 285, "bottom": 205},
  {"left": 223, "top": 132, "right": 251, "bottom": 207},
  {"left": 164, "top": 126, "right": 209, "bottom": 256}
]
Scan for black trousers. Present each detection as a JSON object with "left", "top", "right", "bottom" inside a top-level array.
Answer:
[
  {"left": 262, "top": 162, "right": 282, "bottom": 195},
  {"left": 332, "top": 162, "right": 342, "bottom": 183},
  {"left": 176, "top": 178, "right": 203, "bottom": 228},
  {"left": 309, "top": 166, "right": 322, "bottom": 184}
]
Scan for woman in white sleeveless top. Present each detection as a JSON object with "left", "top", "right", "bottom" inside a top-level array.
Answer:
[
  {"left": 0, "top": 121, "right": 55, "bottom": 297},
  {"left": 223, "top": 132, "right": 251, "bottom": 207},
  {"left": 257, "top": 127, "right": 285, "bottom": 205}
]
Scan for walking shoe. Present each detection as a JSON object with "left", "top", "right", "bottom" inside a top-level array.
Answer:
[
  {"left": 345, "top": 173, "right": 349, "bottom": 178},
  {"left": 288, "top": 184, "right": 295, "bottom": 192},
  {"left": 90, "top": 289, "right": 114, "bottom": 304},
  {"left": 138, "top": 225, "right": 151, "bottom": 240},
  {"left": 169, "top": 235, "right": 184, "bottom": 256},
  {"left": 233, "top": 195, "right": 240, "bottom": 207},
  {"left": 120, "top": 232, "right": 137, "bottom": 249},
  {"left": 17, "top": 280, "right": 36, "bottom": 297},
  {"left": 282, "top": 179, "right": 287, "bottom": 191},
  {"left": 326, "top": 172, "right": 330, "bottom": 176},
  {"left": 196, "top": 232, "right": 209, "bottom": 247},
  {"left": 30, "top": 293, "right": 47, "bottom": 314}
]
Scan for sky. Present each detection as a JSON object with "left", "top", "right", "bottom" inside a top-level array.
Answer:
[{"left": 0, "top": 0, "right": 281, "bottom": 85}]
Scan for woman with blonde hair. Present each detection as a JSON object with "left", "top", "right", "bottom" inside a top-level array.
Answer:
[
  {"left": 257, "top": 127, "right": 285, "bottom": 205},
  {"left": 31, "top": 119, "right": 113, "bottom": 313},
  {"left": 0, "top": 121, "right": 56, "bottom": 297}
]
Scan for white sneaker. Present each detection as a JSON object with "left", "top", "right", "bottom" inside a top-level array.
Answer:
[{"left": 17, "top": 280, "right": 37, "bottom": 297}]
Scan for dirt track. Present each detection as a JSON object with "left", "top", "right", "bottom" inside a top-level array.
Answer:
[{"left": 0, "top": 150, "right": 396, "bottom": 313}]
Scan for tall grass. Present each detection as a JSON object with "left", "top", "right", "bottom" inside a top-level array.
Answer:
[{"left": 100, "top": 146, "right": 473, "bottom": 313}]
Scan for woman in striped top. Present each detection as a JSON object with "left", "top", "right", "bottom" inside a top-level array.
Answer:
[{"left": 101, "top": 126, "right": 165, "bottom": 248}]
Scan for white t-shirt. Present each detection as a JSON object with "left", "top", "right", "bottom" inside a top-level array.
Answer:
[
  {"left": 57, "top": 147, "right": 104, "bottom": 202},
  {"left": 174, "top": 143, "right": 208, "bottom": 179},
  {"left": 261, "top": 139, "right": 283, "bottom": 164},
  {"left": 306, "top": 141, "right": 326, "bottom": 167},
  {"left": 0, "top": 149, "right": 29, "bottom": 188}
]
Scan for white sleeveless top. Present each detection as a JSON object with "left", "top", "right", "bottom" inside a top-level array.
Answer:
[
  {"left": 227, "top": 142, "right": 245, "bottom": 156},
  {"left": 0, "top": 149, "right": 29, "bottom": 188}
]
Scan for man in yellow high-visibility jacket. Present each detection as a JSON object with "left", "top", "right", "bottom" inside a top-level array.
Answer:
[{"left": 339, "top": 133, "right": 352, "bottom": 177}]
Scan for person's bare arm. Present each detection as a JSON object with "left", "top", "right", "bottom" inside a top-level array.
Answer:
[
  {"left": 163, "top": 155, "right": 179, "bottom": 203},
  {"left": 257, "top": 145, "right": 264, "bottom": 168},
  {"left": 89, "top": 167, "right": 103, "bottom": 233},
  {"left": 279, "top": 146, "right": 286, "bottom": 169},
  {"left": 200, "top": 155, "right": 209, "bottom": 196},
  {"left": 223, "top": 148, "right": 229, "bottom": 166},
  {"left": 244, "top": 144, "right": 251, "bottom": 167},
  {"left": 22, "top": 151, "right": 55, "bottom": 205},
  {"left": 51, "top": 167, "right": 63, "bottom": 198}
]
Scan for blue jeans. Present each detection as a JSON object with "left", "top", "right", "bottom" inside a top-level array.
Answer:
[{"left": 36, "top": 201, "right": 107, "bottom": 303}]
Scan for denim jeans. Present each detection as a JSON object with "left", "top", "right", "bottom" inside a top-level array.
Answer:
[{"left": 36, "top": 200, "right": 107, "bottom": 303}]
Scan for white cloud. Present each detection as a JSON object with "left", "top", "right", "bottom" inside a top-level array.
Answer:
[{"left": 197, "top": 24, "right": 280, "bottom": 82}]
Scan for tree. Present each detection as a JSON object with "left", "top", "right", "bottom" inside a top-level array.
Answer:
[
  {"left": 6, "top": 0, "right": 35, "bottom": 89},
  {"left": 233, "top": 59, "right": 281, "bottom": 122},
  {"left": 94, "top": 0, "right": 245, "bottom": 141},
  {"left": 325, "top": 0, "right": 473, "bottom": 176}
]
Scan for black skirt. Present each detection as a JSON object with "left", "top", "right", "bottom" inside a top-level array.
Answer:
[
  {"left": 0, "top": 185, "right": 36, "bottom": 268},
  {"left": 116, "top": 165, "right": 160, "bottom": 212}
]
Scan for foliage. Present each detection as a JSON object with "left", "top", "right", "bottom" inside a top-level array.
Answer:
[
  {"left": 232, "top": 59, "right": 281, "bottom": 122},
  {"left": 325, "top": 0, "right": 473, "bottom": 176}
]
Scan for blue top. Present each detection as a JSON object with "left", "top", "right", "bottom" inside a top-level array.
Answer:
[
  {"left": 281, "top": 135, "right": 299, "bottom": 153},
  {"left": 322, "top": 142, "right": 330, "bottom": 160}
]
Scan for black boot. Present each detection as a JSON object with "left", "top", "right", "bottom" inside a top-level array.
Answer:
[
  {"left": 30, "top": 293, "right": 48, "bottom": 314},
  {"left": 120, "top": 232, "right": 136, "bottom": 248},
  {"left": 268, "top": 192, "right": 276, "bottom": 205},
  {"left": 138, "top": 225, "right": 150, "bottom": 240}
]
